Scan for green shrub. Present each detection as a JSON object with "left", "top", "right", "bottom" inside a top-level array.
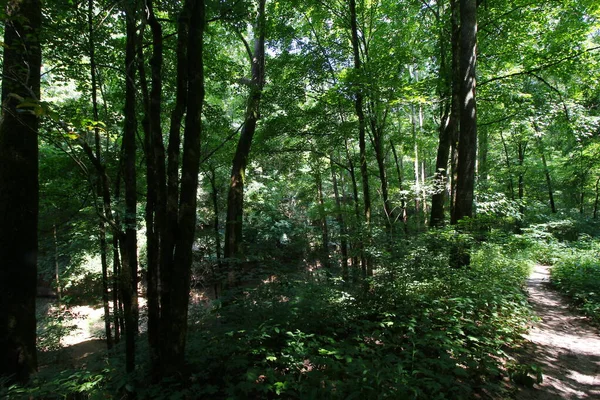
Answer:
[{"left": 551, "top": 247, "right": 600, "bottom": 322}]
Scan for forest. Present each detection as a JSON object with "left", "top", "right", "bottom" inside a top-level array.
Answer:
[{"left": 1, "top": 0, "right": 599, "bottom": 398}]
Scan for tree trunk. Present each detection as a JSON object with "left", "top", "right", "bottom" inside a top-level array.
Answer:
[
  {"left": 141, "top": 0, "right": 163, "bottom": 366},
  {"left": 159, "top": 0, "right": 205, "bottom": 374},
  {"left": 112, "top": 234, "right": 121, "bottom": 343},
  {"left": 331, "top": 158, "right": 349, "bottom": 281},
  {"left": 313, "top": 159, "right": 330, "bottom": 270},
  {"left": 517, "top": 141, "right": 527, "bottom": 219},
  {"left": 53, "top": 225, "right": 62, "bottom": 301},
  {"left": 594, "top": 176, "right": 599, "bottom": 219},
  {"left": 209, "top": 166, "right": 222, "bottom": 297},
  {"left": 451, "top": 0, "right": 478, "bottom": 225},
  {"left": 449, "top": 0, "right": 460, "bottom": 218},
  {"left": 224, "top": 0, "right": 266, "bottom": 268},
  {"left": 344, "top": 139, "right": 361, "bottom": 270},
  {"left": 88, "top": 0, "right": 113, "bottom": 350},
  {"left": 122, "top": 2, "right": 139, "bottom": 373},
  {"left": 536, "top": 136, "right": 556, "bottom": 214},
  {"left": 350, "top": 0, "right": 371, "bottom": 277},
  {"left": 0, "top": 0, "right": 41, "bottom": 383},
  {"left": 390, "top": 140, "right": 408, "bottom": 232}
]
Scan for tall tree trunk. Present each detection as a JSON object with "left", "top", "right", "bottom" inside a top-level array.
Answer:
[
  {"left": 344, "top": 139, "right": 361, "bottom": 270},
  {"left": 166, "top": 0, "right": 205, "bottom": 369},
  {"left": 53, "top": 225, "right": 62, "bottom": 301},
  {"left": 371, "top": 120, "right": 393, "bottom": 231},
  {"left": 535, "top": 135, "right": 556, "bottom": 214},
  {"left": 0, "top": 0, "right": 41, "bottom": 383},
  {"left": 499, "top": 131, "right": 515, "bottom": 200},
  {"left": 330, "top": 158, "right": 349, "bottom": 281},
  {"left": 517, "top": 141, "right": 527, "bottom": 219},
  {"left": 122, "top": 2, "right": 139, "bottom": 373},
  {"left": 159, "top": 0, "right": 205, "bottom": 374},
  {"left": 224, "top": 0, "right": 266, "bottom": 267},
  {"left": 594, "top": 176, "right": 599, "bottom": 219},
  {"left": 451, "top": 0, "right": 478, "bottom": 225},
  {"left": 88, "top": 0, "right": 113, "bottom": 350},
  {"left": 449, "top": 0, "right": 460, "bottom": 218},
  {"left": 450, "top": 0, "right": 477, "bottom": 268},
  {"left": 313, "top": 159, "right": 330, "bottom": 270},
  {"left": 112, "top": 234, "right": 121, "bottom": 343},
  {"left": 209, "top": 166, "right": 222, "bottom": 297},
  {"left": 390, "top": 140, "right": 408, "bottom": 232},
  {"left": 142, "top": 0, "right": 163, "bottom": 367},
  {"left": 411, "top": 102, "right": 421, "bottom": 228},
  {"left": 350, "top": 0, "right": 371, "bottom": 277}
]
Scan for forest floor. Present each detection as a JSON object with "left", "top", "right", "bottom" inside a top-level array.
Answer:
[{"left": 511, "top": 264, "right": 600, "bottom": 399}]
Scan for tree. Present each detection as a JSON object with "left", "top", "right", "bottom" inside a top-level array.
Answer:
[
  {"left": 451, "top": 0, "right": 477, "bottom": 225},
  {"left": 224, "top": 0, "right": 266, "bottom": 271},
  {"left": 0, "top": 0, "right": 42, "bottom": 383},
  {"left": 140, "top": 0, "right": 206, "bottom": 375}
]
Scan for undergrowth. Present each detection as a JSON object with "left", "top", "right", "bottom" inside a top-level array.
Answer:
[
  {"left": 550, "top": 240, "right": 600, "bottom": 322},
  {"left": 3, "top": 230, "right": 536, "bottom": 399}
]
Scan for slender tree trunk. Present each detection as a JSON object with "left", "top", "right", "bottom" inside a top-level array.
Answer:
[
  {"left": 224, "top": 0, "right": 266, "bottom": 276},
  {"left": 594, "top": 176, "right": 599, "bottom": 219},
  {"left": 313, "top": 159, "right": 330, "bottom": 270},
  {"left": 517, "top": 141, "right": 526, "bottom": 218},
  {"left": 112, "top": 234, "right": 121, "bottom": 343},
  {"left": 372, "top": 126, "right": 393, "bottom": 231},
  {"left": 390, "top": 140, "right": 408, "bottom": 232},
  {"left": 449, "top": 0, "right": 460, "bottom": 218},
  {"left": 142, "top": 0, "right": 163, "bottom": 367},
  {"left": 331, "top": 158, "right": 349, "bottom": 281},
  {"left": 534, "top": 134, "right": 556, "bottom": 214},
  {"left": 478, "top": 126, "right": 488, "bottom": 185},
  {"left": 411, "top": 102, "right": 421, "bottom": 228},
  {"left": 165, "top": 0, "right": 205, "bottom": 372},
  {"left": 344, "top": 139, "right": 361, "bottom": 269},
  {"left": 53, "top": 225, "right": 62, "bottom": 301},
  {"left": 88, "top": 0, "right": 112, "bottom": 350},
  {"left": 122, "top": 3, "right": 139, "bottom": 373},
  {"left": 0, "top": 0, "right": 41, "bottom": 383},
  {"left": 209, "top": 167, "right": 222, "bottom": 297},
  {"left": 350, "top": 0, "right": 371, "bottom": 277}
]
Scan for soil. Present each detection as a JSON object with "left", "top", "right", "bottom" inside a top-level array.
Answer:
[{"left": 512, "top": 264, "right": 600, "bottom": 399}]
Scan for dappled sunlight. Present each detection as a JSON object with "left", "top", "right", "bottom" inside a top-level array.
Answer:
[{"left": 514, "top": 265, "right": 600, "bottom": 399}]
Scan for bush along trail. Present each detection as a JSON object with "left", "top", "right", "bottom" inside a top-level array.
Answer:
[{"left": 512, "top": 263, "right": 600, "bottom": 399}]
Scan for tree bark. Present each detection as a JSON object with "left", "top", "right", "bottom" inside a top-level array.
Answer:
[
  {"left": 313, "top": 157, "right": 330, "bottom": 270},
  {"left": 451, "top": 0, "right": 478, "bottom": 225},
  {"left": 224, "top": 0, "right": 266, "bottom": 268},
  {"left": 0, "top": 0, "right": 42, "bottom": 383},
  {"left": 141, "top": 0, "right": 163, "bottom": 367},
  {"left": 88, "top": 0, "right": 112, "bottom": 350},
  {"left": 449, "top": 0, "right": 460, "bottom": 219},
  {"left": 122, "top": 2, "right": 139, "bottom": 373},
  {"left": 390, "top": 140, "right": 408, "bottom": 232},
  {"left": 330, "top": 158, "right": 349, "bottom": 281},
  {"left": 350, "top": 0, "right": 371, "bottom": 277},
  {"left": 162, "top": 0, "right": 205, "bottom": 372},
  {"left": 594, "top": 176, "right": 599, "bottom": 219}
]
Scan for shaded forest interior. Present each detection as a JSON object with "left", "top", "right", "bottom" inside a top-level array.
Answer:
[{"left": 1, "top": 0, "right": 600, "bottom": 398}]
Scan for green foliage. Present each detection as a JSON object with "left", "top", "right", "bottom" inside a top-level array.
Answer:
[
  {"left": 1, "top": 369, "right": 110, "bottom": 400},
  {"left": 550, "top": 240, "right": 600, "bottom": 322},
  {"left": 506, "top": 362, "right": 543, "bottom": 387},
  {"left": 129, "top": 234, "right": 533, "bottom": 399}
]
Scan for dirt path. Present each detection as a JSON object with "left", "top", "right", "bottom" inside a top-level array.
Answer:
[{"left": 513, "top": 264, "right": 600, "bottom": 399}]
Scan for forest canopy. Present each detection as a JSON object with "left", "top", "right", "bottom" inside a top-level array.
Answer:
[{"left": 1, "top": 0, "right": 599, "bottom": 398}]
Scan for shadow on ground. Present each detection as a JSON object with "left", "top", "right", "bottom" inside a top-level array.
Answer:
[{"left": 512, "top": 265, "right": 600, "bottom": 399}]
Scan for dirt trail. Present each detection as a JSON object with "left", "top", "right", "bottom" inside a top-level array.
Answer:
[{"left": 514, "top": 264, "right": 600, "bottom": 399}]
